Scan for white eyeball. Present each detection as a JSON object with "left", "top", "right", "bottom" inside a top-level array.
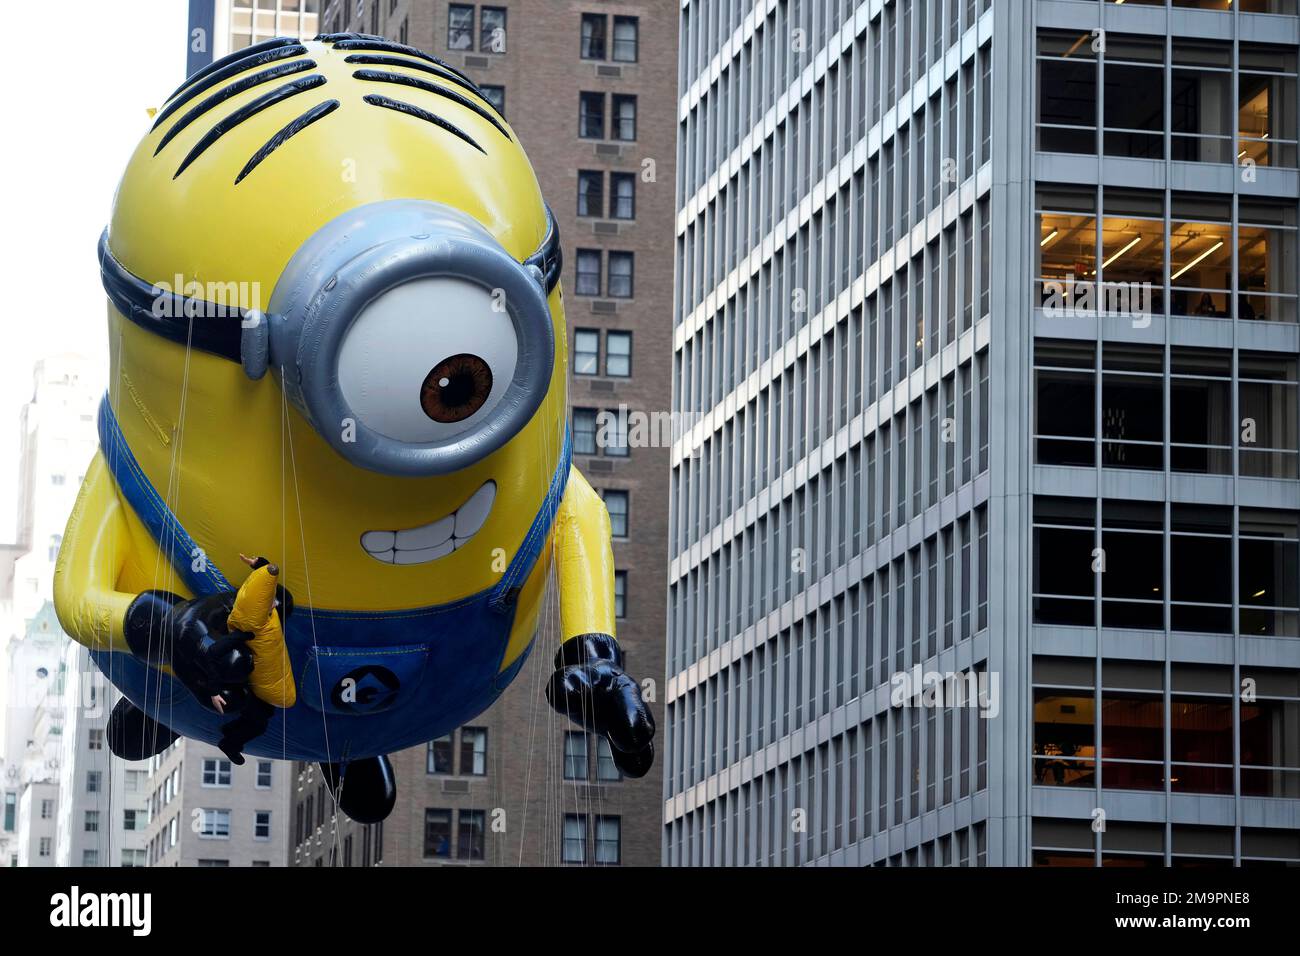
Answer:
[{"left": 337, "top": 277, "right": 518, "bottom": 443}]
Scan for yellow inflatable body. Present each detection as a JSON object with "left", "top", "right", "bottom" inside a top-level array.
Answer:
[{"left": 50, "top": 34, "right": 652, "bottom": 801}]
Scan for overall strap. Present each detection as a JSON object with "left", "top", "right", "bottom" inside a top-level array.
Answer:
[
  {"left": 97, "top": 394, "right": 232, "bottom": 597},
  {"left": 490, "top": 425, "right": 571, "bottom": 613}
]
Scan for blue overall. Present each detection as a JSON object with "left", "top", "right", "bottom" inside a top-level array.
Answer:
[{"left": 91, "top": 397, "right": 571, "bottom": 761}]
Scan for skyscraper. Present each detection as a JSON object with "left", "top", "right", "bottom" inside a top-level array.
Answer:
[
  {"left": 184, "top": 0, "right": 676, "bottom": 865},
  {"left": 54, "top": 641, "right": 151, "bottom": 868},
  {"left": 0, "top": 357, "right": 103, "bottom": 868},
  {"left": 666, "top": 0, "right": 1300, "bottom": 866},
  {"left": 188, "top": 0, "right": 323, "bottom": 68}
]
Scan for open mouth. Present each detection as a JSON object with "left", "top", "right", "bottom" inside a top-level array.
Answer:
[{"left": 359, "top": 481, "right": 496, "bottom": 564}]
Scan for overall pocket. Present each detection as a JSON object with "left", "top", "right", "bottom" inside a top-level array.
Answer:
[{"left": 298, "top": 643, "right": 430, "bottom": 716}]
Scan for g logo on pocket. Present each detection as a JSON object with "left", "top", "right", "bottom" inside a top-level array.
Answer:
[{"left": 331, "top": 665, "right": 401, "bottom": 713}]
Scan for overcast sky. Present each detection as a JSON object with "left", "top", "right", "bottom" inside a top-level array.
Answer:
[{"left": 0, "top": 1, "right": 188, "bottom": 540}]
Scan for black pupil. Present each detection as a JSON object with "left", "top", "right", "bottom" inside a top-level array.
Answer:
[{"left": 439, "top": 370, "right": 475, "bottom": 407}]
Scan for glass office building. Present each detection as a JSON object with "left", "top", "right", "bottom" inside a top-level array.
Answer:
[{"left": 666, "top": 0, "right": 1300, "bottom": 866}]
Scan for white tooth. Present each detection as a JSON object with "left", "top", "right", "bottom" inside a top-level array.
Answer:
[
  {"left": 393, "top": 540, "right": 455, "bottom": 564},
  {"left": 454, "top": 482, "right": 495, "bottom": 538},
  {"left": 361, "top": 530, "right": 395, "bottom": 552},
  {"left": 395, "top": 515, "right": 455, "bottom": 550}
]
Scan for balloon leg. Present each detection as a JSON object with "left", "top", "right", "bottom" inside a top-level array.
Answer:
[
  {"left": 107, "top": 697, "right": 179, "bottom": 760},
  {"left": 319, "top": 755, "right": 397, "bottom": 824}
]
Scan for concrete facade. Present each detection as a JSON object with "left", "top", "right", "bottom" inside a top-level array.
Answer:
[
  {"left": 54, "top": 642, "right": 150, "bottom": 868},
  {"left": 666, "top": 0, "right": 1300, "bottom": 867},
  {"left": 142, "top": 739, "right": 292, "bottom": 867}
]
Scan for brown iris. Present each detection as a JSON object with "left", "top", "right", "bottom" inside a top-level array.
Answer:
[{"left": 421, "top": 353, "right": 493, "bottom": 423}]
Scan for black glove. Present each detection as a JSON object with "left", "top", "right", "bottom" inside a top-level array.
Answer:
[
  {"left": 545, "top": 633, "right": 655, "bottom": 777},
  {"left": 123, "top": 589, "right": 253, "bottom": 711}
]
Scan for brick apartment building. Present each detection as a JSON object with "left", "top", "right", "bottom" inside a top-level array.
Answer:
[{"left": 251, "top": 0, "right": 678, "bottom": 866}]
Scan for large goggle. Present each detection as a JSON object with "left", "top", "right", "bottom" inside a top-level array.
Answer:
[{"left": 100, "top": 199, "right": 561, "bottom": 476}]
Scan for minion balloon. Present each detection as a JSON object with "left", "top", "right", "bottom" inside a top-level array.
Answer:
[{"left": 53, "top": 34, "right": 654, "bottom": 822}]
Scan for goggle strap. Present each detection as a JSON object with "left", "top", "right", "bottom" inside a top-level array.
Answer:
[
  {"left": 98, "top": 202, "right": 563, "bottom": 365},
  {"left": 98, "top": 229, "right": 245, "bottom": 362}
]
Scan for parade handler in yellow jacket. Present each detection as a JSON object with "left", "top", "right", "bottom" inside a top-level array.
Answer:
[{"left": 210, "top": 554, "right": 297, "bottom": 763}]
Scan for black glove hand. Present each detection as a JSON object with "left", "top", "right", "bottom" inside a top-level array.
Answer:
[
  {"left": 123, "top": 589, "right": 253, "bottom": 711},
  {"left": 545, "top": 633, "right": 655, "bottom": 777}
]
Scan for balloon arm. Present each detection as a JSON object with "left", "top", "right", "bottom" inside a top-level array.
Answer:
[
  {"left": 553, "top": 465, "right": 617, "bottom": 646},
  {"left": 547, "top": 467, "right": 656, "bottom": 776},
  {"left": 53, "top": 452, "right": 137, "bottom": 654}
]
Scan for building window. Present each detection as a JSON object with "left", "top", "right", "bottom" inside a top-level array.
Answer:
[
  {"left": 577, "top": 170, "right": 604, "bottom": 217},
  {"left": 605, "top": 331, "right": 631, "bottom": 377},
  {"left": 574, "top": 329, "right": 600, "bottom": 375},
  {"left": 601, "top": 409, "right": 629, "bottom": 457},
  {"left": 596, "top": 736, "right": 622, "bottom": 781},
  {"left": 39, "top": 837, "right": 51, "bottom": 857},
  {"left": 595, "top": 815, "right": 621, "bottom": 863},
  {"left": 563, "top": 732, "right": 589, "bottom": 780},
  {"left": 611, "top": 94, "right": 637, "bottom": 140},
  {"left": 1036, "top": 31, "right": 1298, "bottom": 169},
  {"left": 460, "top": 727, "right": 488, "bottom": 775},
  {"left": 1033, "top": 337, "right": 1300, "bottom": 476},
  {"left": 40, "top": 799, "right": 54, "bottom": 820},
  {"left": 480, "top": 84, "right": 505, "bottom": 116},
  {"left": 87, "top": 728, "right": 103, "bottom": 751},
  {"left": 613, "top": 570, "right": 627, "bottom": 618},
  {"left": 427, "top": 735, "right": 453, "bottom": 774},
  {"left": 123, "top": 809, "right": 141, "bottom": 831},
  {"left": 86, "top": 771, "right": 101, "bottom": 794},
  {"left": 82, "top": 849, "right": 98, "bottom": 866},
  {"left": 424, "top": 808, "right": 452, "bottom": 857},
  {"left": 562, "top": 814, "right": 587, "bottom": 863},
  {"left": 607, "top": 252, "right": 634, "bottom": 298},
  {"left": 602, "top": 490, "right": 629, "bottom": 538},
  {"left": 579, "top": 92, "right": 606, "bottom": 139},
  {"left": 256, "top": 760, "right": 272, "bottom": 788},
  {"left": 1033, "top": 496, "right": 1300, "bottom": 636},
  {"left": 575, "top": 249, "right": 602, "bottom": 295},
  {"left": 480, "top": 6, "right": 506, "bottom": 53},
  {"left": 458, "top": 809, "right": 486, "bottom": 859},
  {"left": 574, "top": 408, "right": 599, "bottom": 455},
  {"left": 3, "top": 793, "right": 14, "bottom": 831},
  {"left": 202, "top": 759, "right": 233, "bottom": 787},
  {"left": 612, "top": 17, "right": 638, "bottom": 63},
  {"left": 196, "top": 858, "right": 229, "bottom": 867},
  {"left": 199, "top": 809, "right": 230, "bottom": 838},
  {"left": 580, "top": 13, "right": 607, "bottom": 59},
  {"left": 610, "top": 172, "right": 635, "bottom": 220},
  {"left": 51, "top": 474, "right": 65, "bottom": 486},
  {"left": 447, "top": 4, "right": 474, "bottom": 50},
  {"left": 84, "top": 810, "right": 99, "bottom": 833},
  {"left": 254, "top": 810, "right": 271, "bottom": 840}
]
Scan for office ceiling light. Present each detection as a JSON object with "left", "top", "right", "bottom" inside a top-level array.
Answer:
[
  {"left": 1101, "top": 235, "right": 1142, "bottom": 271},
  {"left": 1171, "top": 240, "right": 1225, "bottom": 281}
]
